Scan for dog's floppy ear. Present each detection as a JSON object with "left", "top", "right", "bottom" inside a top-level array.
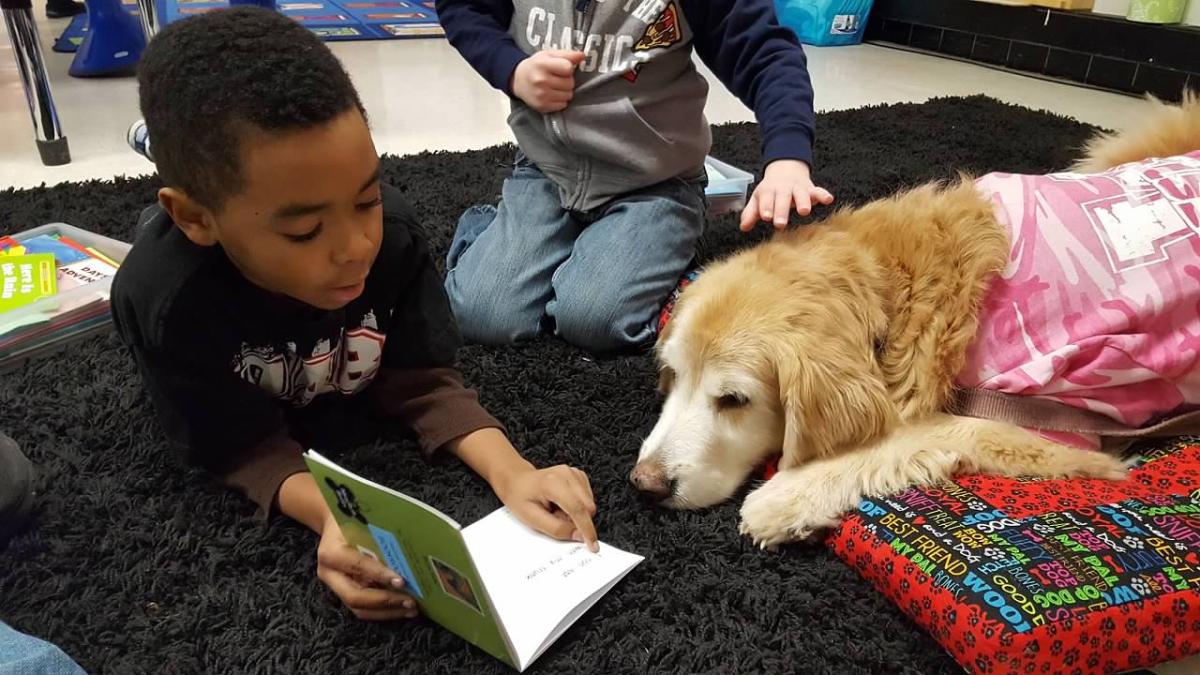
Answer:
[{"left": 776, "top": 344, "right": 896, "bottom": 469}]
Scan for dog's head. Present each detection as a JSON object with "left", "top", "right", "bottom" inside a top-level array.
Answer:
[{"left": 631, "top": 230, "right": 897, "bottom": 508}]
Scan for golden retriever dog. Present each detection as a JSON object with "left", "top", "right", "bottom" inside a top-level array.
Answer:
[{"left": 630, "top": 94, "right": 1200, "bottom": 548}]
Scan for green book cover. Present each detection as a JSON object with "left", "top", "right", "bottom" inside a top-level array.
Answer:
[
  {"left": 0, "top": 253, "right": 57, "bottom": 314},
  {"left": 305, "top": 451, "right": 517, "bottom": 668}
]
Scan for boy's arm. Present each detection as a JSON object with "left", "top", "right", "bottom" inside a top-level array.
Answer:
[
  {"left": 683, "top": 0, "right": 815, "bottom": 167},
  {"left": 373, "top": 373, "right": 597, "bottom": 549},
  {"left": 373, "top": 367, "right": 503, "bottom": 455},
  {"left": 435, "top": 0, "right": 527, "bottom": 95},
  {"left": 372, "top": 198, "right": 598, "bottom": 548},
  {"left": 128, "top": 344, "right": 308, "bottom": 517}
]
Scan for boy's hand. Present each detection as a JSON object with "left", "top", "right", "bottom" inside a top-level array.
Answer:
[
  {"left": 512, "top": 50, "right": 585, "bottom": 114},
  {"left": 495, "top": 464, "right": 600, "bottom": 552},
  {"left": 317, "top": 512, "right": 419, "bottom": 621},
  {"left": 740, "top": 159, "right": 835, "bottom": 232},
  {"left": 446, "top": 428, "right": 600, "bottom": 552}
]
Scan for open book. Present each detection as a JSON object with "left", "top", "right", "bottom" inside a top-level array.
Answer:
[{"left": 304, "top": 451, "right": 643, "bottom": 671}]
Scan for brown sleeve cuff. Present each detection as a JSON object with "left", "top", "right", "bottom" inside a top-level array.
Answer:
[
  {"left": 217, "top": 430, "right": 308, "bottom": 519},
  {"left": 373, "top": 367, "right": 505, "bottom": 456}
]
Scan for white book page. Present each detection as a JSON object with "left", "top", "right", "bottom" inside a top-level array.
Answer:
[{"left": 463, "top": 508, "right": 643, "bottom": 670}]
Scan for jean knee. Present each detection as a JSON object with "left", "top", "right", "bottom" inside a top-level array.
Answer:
[
  {"left": 446, "top": 206, "right": 498, "bottom": 271},
  {"left": 444, "top": 273, "right": 542, "bottom": 346},
  {"left": 552, "top": 291, "right": 653, "bottom": 352}
]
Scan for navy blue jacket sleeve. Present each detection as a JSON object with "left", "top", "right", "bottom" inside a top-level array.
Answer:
[
  {"left": 683, "top": 0, "right": 816, "bottom": 167},
  {"left": 435, "top": 0, "right": 527, "bottom": 95}
]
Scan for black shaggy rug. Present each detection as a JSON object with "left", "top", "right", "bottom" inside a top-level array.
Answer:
[{"left": 0, "top": 96, "right": 1100, "bottom": 674}]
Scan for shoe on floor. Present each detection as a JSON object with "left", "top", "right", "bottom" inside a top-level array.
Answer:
[
  {"left": 127, "top": 119, "right": 154, "bottom": 162},
  {"left": 0, "top": 432, "right": 35, "bottom": 548},
  {"left": 45, "top": 0, "right": 86, "bottom": 19}
]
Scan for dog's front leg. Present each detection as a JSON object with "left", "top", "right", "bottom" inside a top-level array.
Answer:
[
  {"left": 738, "top": 457, "right": 868, "bottom": 549},
  {"left": 738, "top": 413, "right": 1127, "bottom": 549},
  {"left": 739, "top": 416, "right": 968, "bottom": 549}
]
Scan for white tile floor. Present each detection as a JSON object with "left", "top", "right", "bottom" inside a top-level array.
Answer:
[
  {"left": 4, "top": 10, "right": 1199, "bottom": 675},
  {"left": 1, "top": 6, "right": 1151, "bottom": 190}
]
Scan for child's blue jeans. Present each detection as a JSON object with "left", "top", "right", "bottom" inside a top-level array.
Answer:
[
  {"left": 444, "top": 159, "right": 706, "bottom": 352},
  {"left": 0, "top": 622, "right": 86, "bottom": 675}
]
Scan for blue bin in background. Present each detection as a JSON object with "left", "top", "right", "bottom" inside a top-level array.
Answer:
[{"left": 775, "top": 0, "right": 874, "bottom": 46}]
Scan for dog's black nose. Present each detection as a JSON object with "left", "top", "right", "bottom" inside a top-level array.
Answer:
[{"left": 629, "top": 462, "right": 674, "bottom": 500}]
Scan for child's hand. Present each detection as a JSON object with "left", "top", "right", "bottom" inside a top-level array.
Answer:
[
  {"left": 739, "top": 159, "right": 835, "bottom": 232},
  {"left": 317, "top": 513, "right": 419, "bottom": 621},
  {"left": 495, "top": 464, "right": 600, "bottom": 552},
  {"left": 512, "top": 50, "right": 585, "bottom": 114}
]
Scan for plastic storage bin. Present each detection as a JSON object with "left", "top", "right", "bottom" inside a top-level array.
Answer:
[
  {"left": 775, "top": 0, "right": 874, "bottom": 46},
  {"left": 704, "top": 155, "right": 755, "bottom": 217},
  {"left": 1, "top": 223, "right": 131, "bottom": 371}
]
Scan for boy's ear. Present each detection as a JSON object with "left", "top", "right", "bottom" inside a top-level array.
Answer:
[{"left": 158, "top": 187, "right": 218, "bottom": 247}]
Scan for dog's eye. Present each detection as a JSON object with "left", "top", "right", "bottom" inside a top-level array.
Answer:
[{"left": 715, "top": 393, "right": 749, "bottom": 410}]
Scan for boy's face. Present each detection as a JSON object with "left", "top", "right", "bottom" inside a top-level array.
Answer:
[{"left": 170, "top": 108, "right": 384, "bottom": 311}]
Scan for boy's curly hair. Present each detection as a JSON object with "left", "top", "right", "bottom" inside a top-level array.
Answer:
[{"left": 137, "top": 7, "right": 365, "bottom": 209}]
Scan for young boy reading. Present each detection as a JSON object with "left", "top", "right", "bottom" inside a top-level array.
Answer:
[
  {"left": 436, "top": 0, "right": 833, "bottom": 351},
  {"left": 111, "top": 7, "right": 599, "bottom": 623}
]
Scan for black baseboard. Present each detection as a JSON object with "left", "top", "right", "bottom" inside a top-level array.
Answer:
[{"left": 865, "top": 0, "right": 1199, "bottom": 101}]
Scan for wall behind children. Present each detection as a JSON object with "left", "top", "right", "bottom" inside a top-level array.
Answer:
[{"left": 1091, "top": 0, "right": 1199, "bottom": 24}]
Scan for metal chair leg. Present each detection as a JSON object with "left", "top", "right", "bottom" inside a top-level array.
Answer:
[
  {"left": 135, "top": 0, "right": 158, "bottom": 41},
  {"left": 1, "top": 0, "right": 71, "bottom": 166}
]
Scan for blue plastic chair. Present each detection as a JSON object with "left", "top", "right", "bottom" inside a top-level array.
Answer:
[{"left": 68, "top": 0, "right": 145, "bottom": 77}]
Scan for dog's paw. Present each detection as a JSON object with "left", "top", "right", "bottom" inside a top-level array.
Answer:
[
  {"left": 1081, "top": 452, "right": 1130, "bottom": 482},
  {"left": 738, "top": 478, "right": 841, "bottom": 550}
]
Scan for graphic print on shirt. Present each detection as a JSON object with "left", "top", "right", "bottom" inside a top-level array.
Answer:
[
  {"left": 622, "top": 1, "right": 680, "bottom": 82},
  {"left": 232, "top": 309, "right": 386, "bottom": 406},
  {"left": 633, "top": 1, "right": 680, "bottom": 50},
  {"left": 522, "top": 0, "right": 684, "bottom": 79},
  {"left": 1065, "top": 154, "right": 1200, "bottom": 273}
]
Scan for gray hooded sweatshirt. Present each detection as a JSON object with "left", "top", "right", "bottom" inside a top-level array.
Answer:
[
  {"left": 506, "top": 0, "right": 711, "bottom": 211},
  {"left": 439, "top": 0, "right": 816, "bottom": 213}
]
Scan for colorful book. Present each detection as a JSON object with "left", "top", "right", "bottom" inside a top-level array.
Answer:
[
  {"left": 51, "top": 235, "right": 119, "bottom": 268},
  {"left": 56, "top": 257, "right": 118, "bottom": 293},
  {"left": 14, "top": 234, "right": 93, "bottom": 265},
  {"left": 0, "top": 230, "right": 123, "bottom": 347},
  {"left": 0, "top": 234, "right": 118, "bottom": 293},
  {"left": 305, "top": 451, "right": 643, "bottom": 672},
  {"left": 0, "top": 253, "right": 58, "bottom": 316}
]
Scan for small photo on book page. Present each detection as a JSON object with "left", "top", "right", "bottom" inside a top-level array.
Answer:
[{"left": 431, "top": 556, "right": 483, "bottom": 614}]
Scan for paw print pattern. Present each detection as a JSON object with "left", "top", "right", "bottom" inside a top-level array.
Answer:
[
  {"left": 958, "top": 442, "right": 1200, "bottom": 517},
  {"left": 823, "top": 438, "right": 1200, "bottom": 674}
]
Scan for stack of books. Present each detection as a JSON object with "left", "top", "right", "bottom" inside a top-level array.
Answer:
[{"left": 0, "top": 224, "right": 130, "bottom": 370}]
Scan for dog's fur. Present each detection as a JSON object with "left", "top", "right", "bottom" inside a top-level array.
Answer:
[{"left": 636, "top": 93, "right": 1200, "bottom": 547}]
